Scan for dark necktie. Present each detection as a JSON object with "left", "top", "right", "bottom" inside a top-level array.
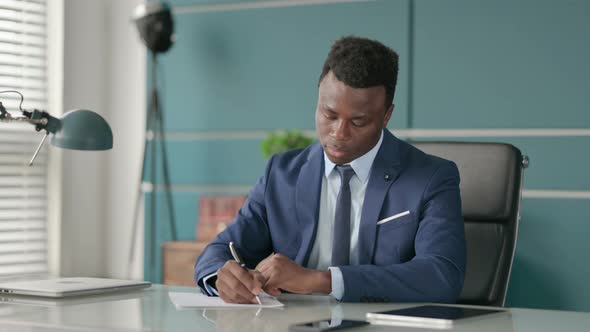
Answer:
[{"left": 331, "top": 165, "right": 355, "bottom": 266}]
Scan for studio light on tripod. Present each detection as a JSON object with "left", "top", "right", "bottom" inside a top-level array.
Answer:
[{"left": 129, "top": 1, "right": 177, "bottom": 280}]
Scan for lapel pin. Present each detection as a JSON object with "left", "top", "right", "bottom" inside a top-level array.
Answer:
[{"left": 384, "top": 174, "right": 391, "bottom": 181}]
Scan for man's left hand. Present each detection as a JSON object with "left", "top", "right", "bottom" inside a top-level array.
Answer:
[{"left": 257, "top": 254, "right": 332, "bottom": 296}]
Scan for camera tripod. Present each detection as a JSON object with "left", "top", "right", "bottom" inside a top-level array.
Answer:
[{"left": 128, "top": 52, "right": 177, "bottom": 280}]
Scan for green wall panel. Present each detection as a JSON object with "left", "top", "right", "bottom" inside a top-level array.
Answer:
[
  {"left": 149, "top": 136, "right": 590, "bottom": 190},
  {"left": 146, "top": 139, "right": 268, "bottom": 185},
  {"left": 170, "top": 0, "right": 249, "bottom": 5},
  {"left": 170, "top": 0, "right": 278, "bottom": 6},
  {"left": 412, "top": 0, "right": 590, "bottom": 128},
  {"left": 158, "top": 0, "right": 409, "bottom": 131},
  {"left": 504, "top": 137, "right": 590, "bottom": 190},
  {"left": 507, "top": 198, "right": 590, "bottom": 312}
]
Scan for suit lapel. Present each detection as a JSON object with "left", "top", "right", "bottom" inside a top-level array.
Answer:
[
  {"left": 357, "top": 131, "right": 402, "bottom": 264},
  {"left": 294, "top": 143, "right": 324, "bottom": 265}
]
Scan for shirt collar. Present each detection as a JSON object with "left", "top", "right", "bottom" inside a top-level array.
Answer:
[{"left": 323, "top": 130, "right": 384, "bottom": 184}]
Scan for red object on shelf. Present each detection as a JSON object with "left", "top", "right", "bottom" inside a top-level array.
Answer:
[{"left": 196, "top": 195, "right": 247, "bottom": 242}]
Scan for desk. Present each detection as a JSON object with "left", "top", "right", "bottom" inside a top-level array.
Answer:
[{"left": 0, "top": 284, "right": 588, "bottom": 331}]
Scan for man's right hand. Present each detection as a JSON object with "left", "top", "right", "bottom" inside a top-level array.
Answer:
[{"left": 215, "top": 260, "right": 266, "bottom": 304}]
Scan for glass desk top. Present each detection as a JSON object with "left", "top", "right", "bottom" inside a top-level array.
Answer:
[{"left": 0, "top": 284, "right": 588, "bottom": 332}]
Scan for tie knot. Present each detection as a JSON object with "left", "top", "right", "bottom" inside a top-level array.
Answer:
[{"left": 336, "top": 165, "right": 355, "bottom": 185}]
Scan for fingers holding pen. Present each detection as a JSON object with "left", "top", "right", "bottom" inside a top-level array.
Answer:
[
  {"left": 217, "top": 281, "right": 255, "bottom": 304},
  {"left": 249, "top": 269, "right": 266, "bottom": 294},
  {"left": 216, "top": 261, "right": 264, "bottom": 304}
]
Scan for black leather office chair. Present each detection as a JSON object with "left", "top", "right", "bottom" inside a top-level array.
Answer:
[{"left": 412, "top": 141, "right": 528, "bottom": 306}]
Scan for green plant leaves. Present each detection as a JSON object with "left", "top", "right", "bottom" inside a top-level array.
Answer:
[{"left": 260, "top": 130, "right": 315, "bottom": 159}]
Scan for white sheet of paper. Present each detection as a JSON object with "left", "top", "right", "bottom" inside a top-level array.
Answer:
[{"left": 168, "top": 292, "right": 284, "bottom": 309}]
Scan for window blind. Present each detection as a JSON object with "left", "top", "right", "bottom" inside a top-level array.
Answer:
[{"left": 0, "top": 0, "right": 49, "bottom": 277}]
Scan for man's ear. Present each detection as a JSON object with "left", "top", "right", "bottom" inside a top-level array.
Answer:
[{"left": 383, "top": 104, "right": 394, "bottom": 128}]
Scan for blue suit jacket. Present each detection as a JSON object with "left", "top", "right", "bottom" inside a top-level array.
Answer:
[{"left": 195, "top": 130, "right": 466, "bottom": 303}]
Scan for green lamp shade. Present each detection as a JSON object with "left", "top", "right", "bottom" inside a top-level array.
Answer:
[{"left": 50, "top": 110, "right": 113, "bottom": 150}]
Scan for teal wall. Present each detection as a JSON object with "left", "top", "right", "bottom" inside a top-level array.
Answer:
[{"left": 144, "top": 0, "right": 590, "bottom": 312}]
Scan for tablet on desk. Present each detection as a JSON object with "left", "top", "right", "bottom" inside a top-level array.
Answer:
[{"left": 366, "top": 305, "right": 508, "bottom": 329}]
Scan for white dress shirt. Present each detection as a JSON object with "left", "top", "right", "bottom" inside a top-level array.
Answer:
[{"left": 306, "top": 131, "right": 383, "bottom": 300}]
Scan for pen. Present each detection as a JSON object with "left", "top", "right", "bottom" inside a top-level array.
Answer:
[{"left": 229, "top": 241, "right": 262, "bottom": 305}]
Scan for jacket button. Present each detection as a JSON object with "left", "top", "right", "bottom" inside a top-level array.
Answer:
[{"left": 360, "top": 296, "right": 368, "bottom": 303}]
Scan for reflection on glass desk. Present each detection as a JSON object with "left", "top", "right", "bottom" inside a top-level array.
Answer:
[{"left": 0, "top": 284, "right": 588, "bottom": 331}]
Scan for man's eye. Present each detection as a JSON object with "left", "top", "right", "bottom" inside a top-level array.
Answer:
[{"left": 352, "top": 121, "right": 366, "bottom": 127}]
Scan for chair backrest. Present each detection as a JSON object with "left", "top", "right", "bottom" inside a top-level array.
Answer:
[{"left": 411, "top": 141, "right": 525, "bottom": 306}]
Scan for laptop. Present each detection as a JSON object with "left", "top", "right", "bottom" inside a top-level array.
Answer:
[
  {"left": 0, "top": 287, "right": 148, "bottom": 306},
  {"left": 0, "top": 277, "right": 151, "bottom": 298}
]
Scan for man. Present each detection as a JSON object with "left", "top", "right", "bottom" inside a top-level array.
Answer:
[{"left": 195, "top": 36, "right": 466, "bottom": 303}]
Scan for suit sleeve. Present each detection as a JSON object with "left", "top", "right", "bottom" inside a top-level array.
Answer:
[
  {"left": 339, "top": 161, "right": 466, "bottom": 303},
  {"left": 194, "top": 157, "right": 275, "bottom": 295}
]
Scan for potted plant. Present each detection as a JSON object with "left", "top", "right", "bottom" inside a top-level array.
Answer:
[{"left": 260, "top": 130, "right": 315, "bottom": 159}]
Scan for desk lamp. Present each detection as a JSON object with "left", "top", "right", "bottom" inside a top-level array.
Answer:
[{"left": 0, "top": 90, "right": 113, "bottom": 165}]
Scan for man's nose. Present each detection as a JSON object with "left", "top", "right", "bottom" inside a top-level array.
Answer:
[{"left": 332, "top": 120, "right": 351, "bottom": 140}]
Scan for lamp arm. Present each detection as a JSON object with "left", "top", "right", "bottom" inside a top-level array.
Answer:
[
  {"left": 0, "top": 104, "right": 59, "bottom": 166},
  {"left": 0, "top": 90, "right": 60, "bottom": 133},
  {"left": 0, "top": 105, "right": 48, "bottom": 127},
  {"left": 22, "top": 109, "right": 61, "bottom": 133},
  {"left": 0, "top": 90, "right": 59, "bottom": 133},
  {"left": 19, "top": 110, "right": 61, "bottom": 167}
]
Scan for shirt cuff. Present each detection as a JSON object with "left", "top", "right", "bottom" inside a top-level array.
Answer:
[
  {"left": 328, "top": 267, "right": 344, "bottom": 300},
  {"left": 202, "top": 272, "right": 219, "bottom": 296}
]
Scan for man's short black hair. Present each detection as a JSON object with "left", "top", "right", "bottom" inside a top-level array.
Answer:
[{"left": 319, "top": 36, "right": 399, "bottom": 108}]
